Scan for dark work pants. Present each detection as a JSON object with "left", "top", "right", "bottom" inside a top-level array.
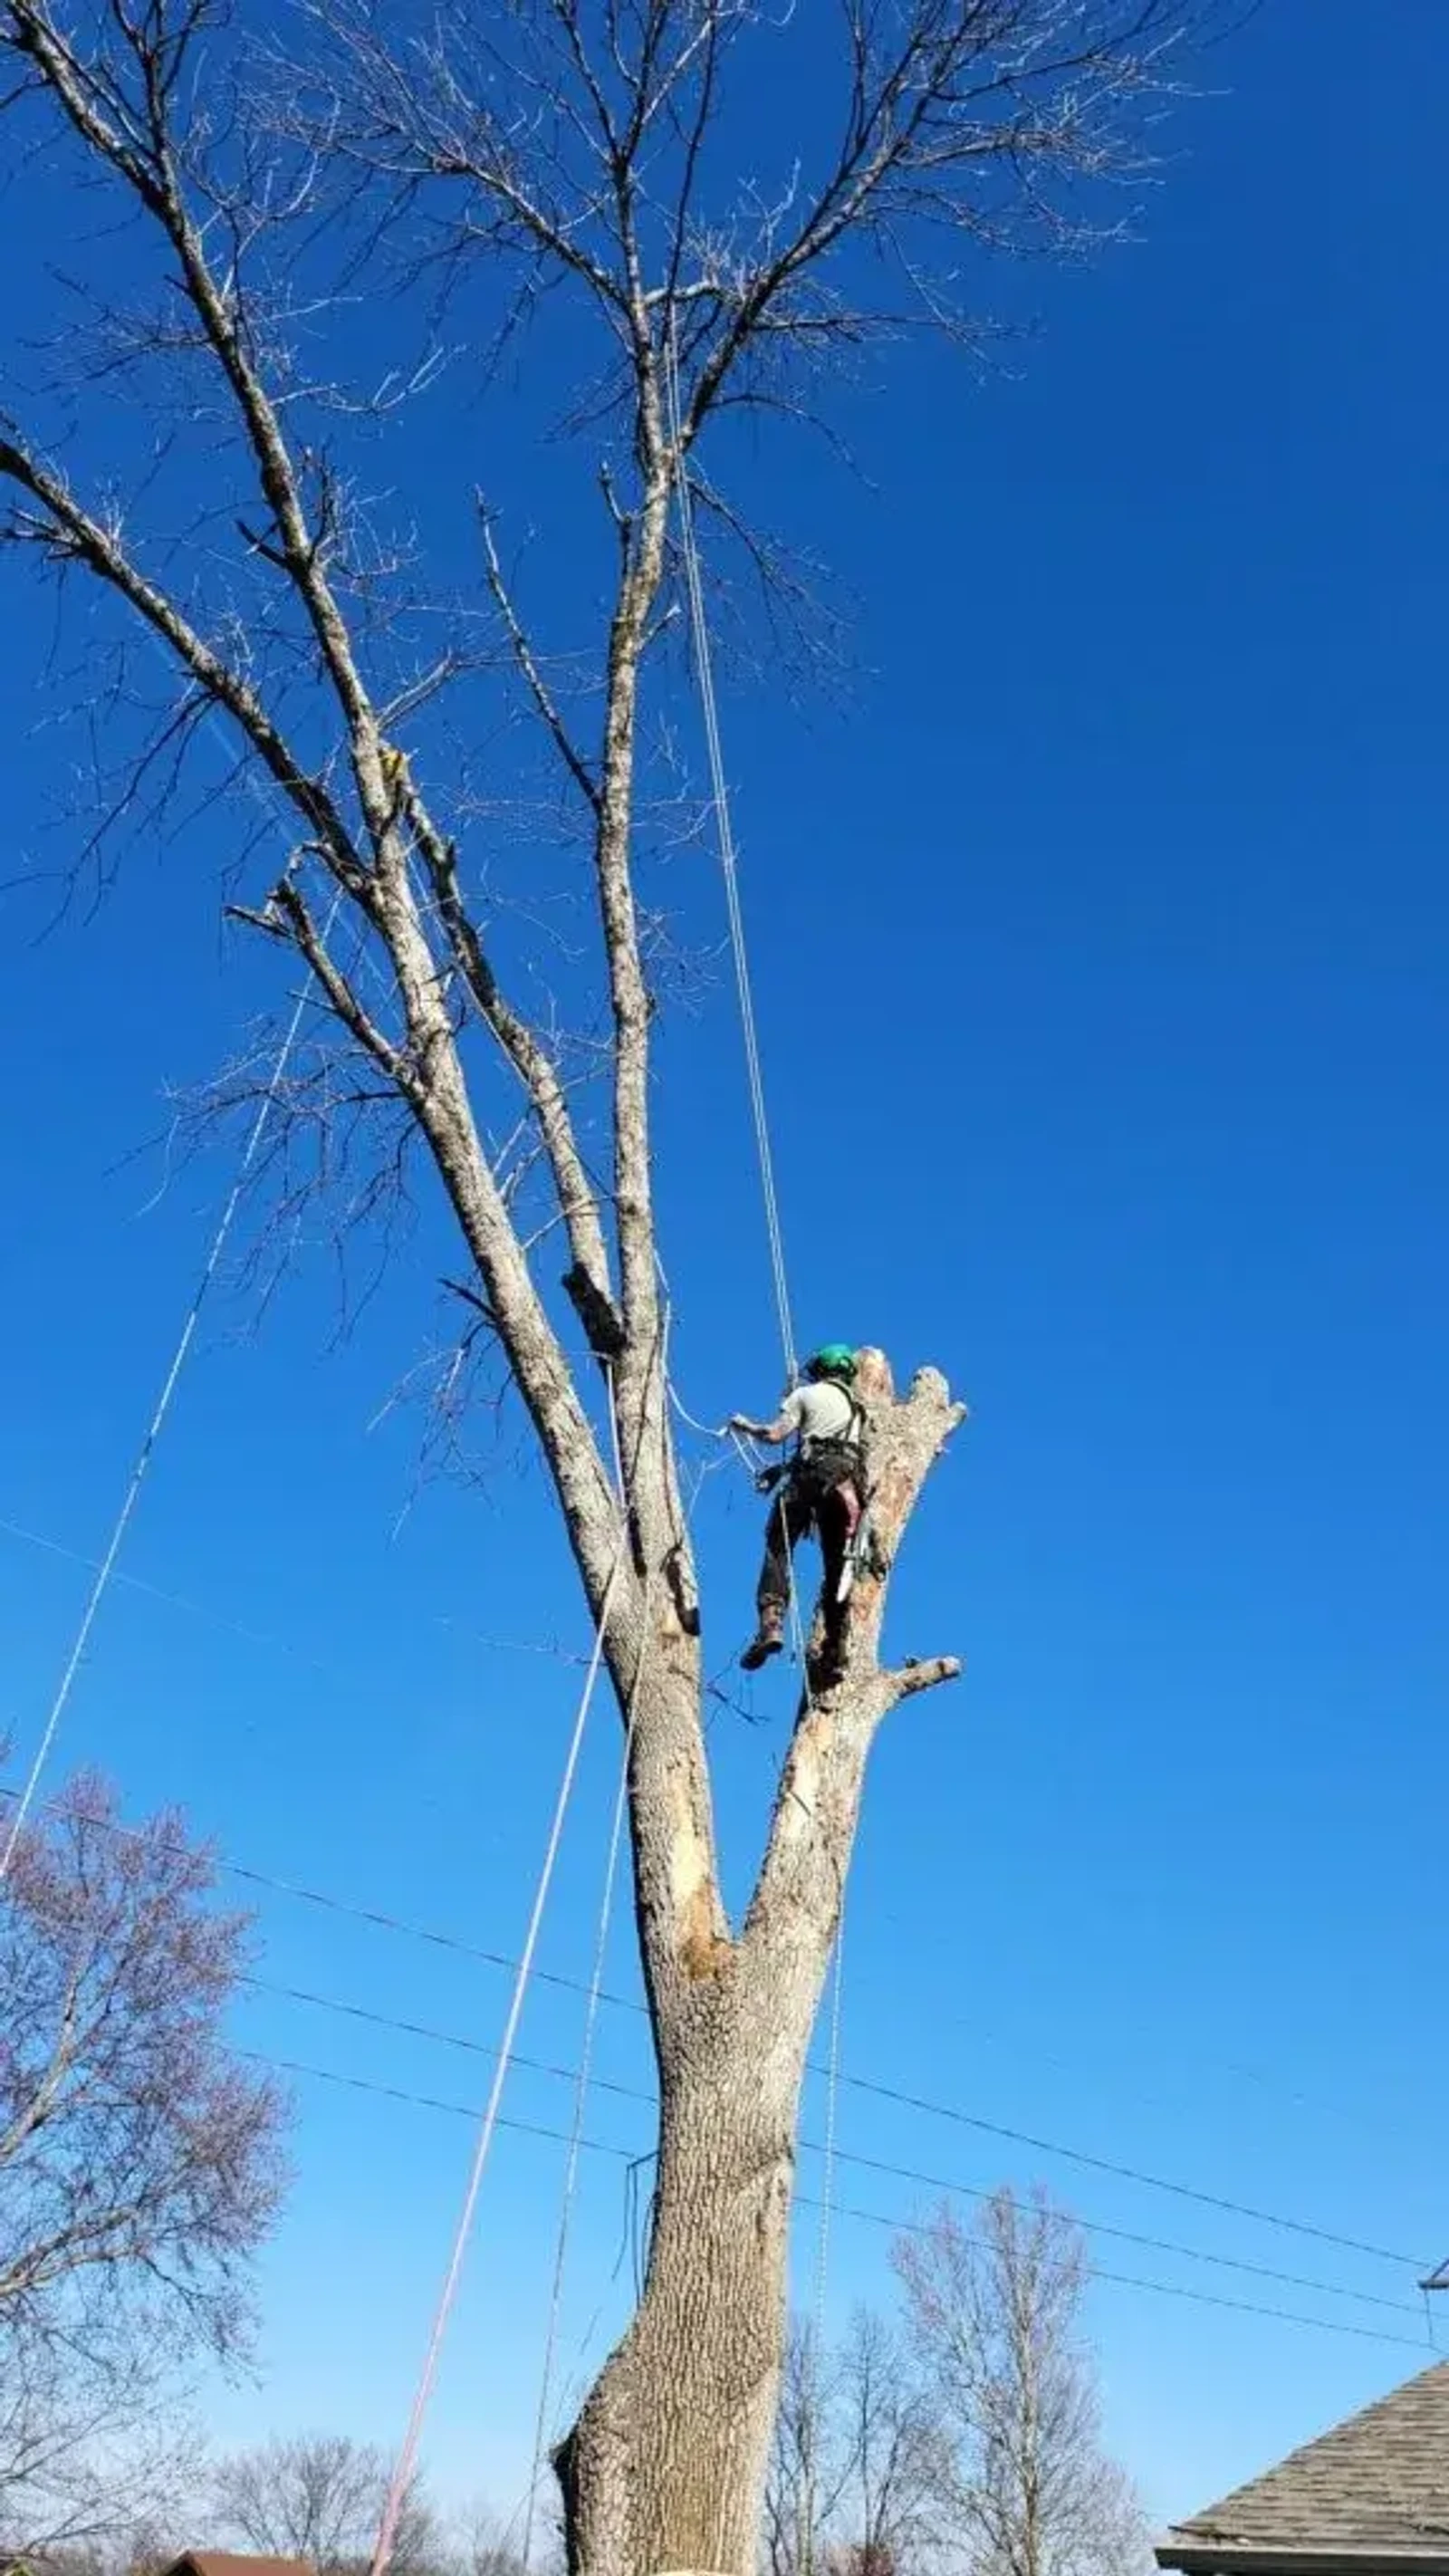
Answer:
[{"left": 758, "top": 1474, "right": 853, "bottom": 1648}]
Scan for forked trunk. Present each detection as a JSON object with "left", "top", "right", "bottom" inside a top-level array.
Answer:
[{"left": 557, "top": 1356, "right": 966, "bottom": 2576}]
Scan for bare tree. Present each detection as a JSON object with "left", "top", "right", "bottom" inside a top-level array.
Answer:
[
  {"left": 454, "top": 2502, "right": 537, "bottom": 2576},
  {"left": 212, "top": 2433, "right": 441, "bottom": 2574},
  {"left": 0, "top": 2341, "right": 196, "bottom": 2563},
  {"left": 0, "top": 1775, "right": 285, "bottom": 2558},
  {"left": 766, "top": 2314, "right": 944, "bottom": 2576},
  {"left": 0, "top": 1776, "right": 287, "bottom": 2366},
  {"left": 0, "top": 0, "right": 1226, "bottom": 2565},
  {"left": 836, "top": 2312, "right": 946, "bottom": 2576},
  {"left": 765, "top": 2326, "right": 839, "bottom": 2576},
  {"left": 894, "top": 2192, "right": 1149, "bottom": 2576}
]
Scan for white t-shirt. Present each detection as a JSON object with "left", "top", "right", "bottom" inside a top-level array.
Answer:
[{"left": 780, "top": 1382, "right": 857, "bottom": 1453}]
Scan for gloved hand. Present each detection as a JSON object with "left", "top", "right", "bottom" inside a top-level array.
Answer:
[{"left": 754, "top": 1463, "right": 785, "bottom": 1495}]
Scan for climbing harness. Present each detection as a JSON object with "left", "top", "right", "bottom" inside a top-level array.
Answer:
[{"left": 762, "top": 1379, "right": 873, "bottom": 1639}]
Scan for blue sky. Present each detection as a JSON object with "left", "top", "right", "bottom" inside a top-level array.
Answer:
[{"left": 3, "top": 0, "right": 1448, "bottom": 2541}]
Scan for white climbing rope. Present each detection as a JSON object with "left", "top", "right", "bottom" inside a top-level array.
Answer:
[
  {"left": 0, "top": 900, "right": 342, "bottom": 1888},
  {"left": 519, "top": 1350, "right": 667, "bottom": 2574},
  {"left": 811, "top": 1905, "right": 846, "bottom": 2351},
  {"left": 368, "top": 1360, "right": 635, "bottom": 2576},
  {"left": 666, "top": 317, "right": 798, "bottom": 1389},
  {"left": 800, "top": 1897, "right": 847, "bottom": 2576},
  {"left": 370, "top": 1477, "right": 629, "bottom": 2576},
  {"left": 667, "top": 311, "right": 848, "bottom": 2567}
]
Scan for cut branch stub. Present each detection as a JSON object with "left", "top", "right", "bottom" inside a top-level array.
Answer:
[{"left": 846, "top": 1347, "right": 967, "bottom": 1682}]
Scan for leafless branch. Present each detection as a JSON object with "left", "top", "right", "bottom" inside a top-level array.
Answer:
[{"left": 479, "top": 504, "right": 601, "bottom": 815}]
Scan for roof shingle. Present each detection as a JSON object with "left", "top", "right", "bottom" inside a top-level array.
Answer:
[{"left": 1159, "top": 2362, "right": 1449, "bottom": 2566}]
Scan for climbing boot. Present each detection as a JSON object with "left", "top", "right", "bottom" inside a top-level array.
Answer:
[{"left": 741, "top": 1605, "right": 786, "bottom": 1672}]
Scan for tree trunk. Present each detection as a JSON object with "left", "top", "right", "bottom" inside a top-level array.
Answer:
[
  {"left": 557, "top": 1355, "right": 966, "bottom": 2576},
  {"left": 558, "top": 2036, "right": 796, "bottom": 2576}
]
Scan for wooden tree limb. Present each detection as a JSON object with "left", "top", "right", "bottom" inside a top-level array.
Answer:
[
  {"left": 887, "top": 1654, "right": 963, "bottom": 1704},
  {"left": 0, "top": 1958, "right": 86, "bottom": 2172},
  {"left": 0, "top": 431, "right": 368, "bottom": 894},
  {"left": 404, "top": 812, "right": 621, "bottom": 1347},
  {"left": 3, "top": 0, "right": 400, "bottom": 832},
  {"left": 591, "top": 470, "right": 674, "bottom": 1435},
  {"left": 269, "top": 882, "right": 406, "bottom": 1081},
  {"left": 478, "top": 505, "right": 601, "bottom": 815},
  {"left": 4, "top": 3, "right": 634, "bottom": 1488},
  {"left": 2, "top": 22, "right": 717, "bottom": 2027},
  {"left": 0, "top": 419, "right": 627, "bottom": 1485}
]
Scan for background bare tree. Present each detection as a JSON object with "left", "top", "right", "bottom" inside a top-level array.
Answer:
[
  {"left": 765, "top": 2312, "right": 945, "bottom": 2576},
  {"left": 454, "top": 2501, "right": 536, "bottom": 2576},
  {"left": 766, "top": 2326, "right": 843, "bottom": 2576},
  {"left": 0, "top": 0, "right": 1225, "bottom": 2566},
  {"left": 0, "top": 1774, "right": 287, "bottom": 2559},
  {"left": 0, "top": 2342, "right": 195, "bottom": 2564},
  {"left": 895, "top": 2191, "right": 1150, "bottom": 2576},
  {"left": 211, "top": 2432, "right": 442, "bottom": 2574}
]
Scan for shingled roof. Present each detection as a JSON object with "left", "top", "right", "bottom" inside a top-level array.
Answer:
[
  {"left": 161, "top": 2556, "right": 314, "bottom": 2576},
  {"left": 1158, "top": 2361, "right": 1449, "bottom": 2572}
]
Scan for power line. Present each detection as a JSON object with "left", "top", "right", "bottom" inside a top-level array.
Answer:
[
  {"left": 244, "top": 2046, "right": 1436, "bottom": 2360},
  {"left": 0, "top": 1777, "right": 640, "bottom": 2005},
  {"left": 829, "top": 2071, "right": 1423, "bottom": 2271},
  {"left": 243, "top": 2047, "right": 636, "bottom": 2160},
  {"left": 228, "top": 1869, "right": 1424, "bottom": 2269},
  {"left": 0, "top": 1513, "right": 594, "bottom": 1683},
  {"left": 0, "top": 1517, "right": 1411, "bottom": 2151},
  {"left": 821, "top": 2196, "right": 1436, "bottom": 2358},
  {"left": 0, "top": 1514, "right": 341, "bottom": 1677},
  {"left": 243, "top": 1974, "right": 1426, "bottom": 2320},
  {"left": 7, "top": 1779, "right": 1429, "bottom": 2278},
  {"left": 244, "top": 1975, "right": 656, "bottom": 2108},
  {"left": 826, "top": 2146, "right": 1425, "bottom": 2319}
]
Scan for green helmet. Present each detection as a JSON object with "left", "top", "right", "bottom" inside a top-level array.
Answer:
[{"left": 805, "top": 1343, "right": 857, "bottom": 1383}]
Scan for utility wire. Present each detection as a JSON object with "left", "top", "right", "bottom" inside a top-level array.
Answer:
[
  {"left": 829, "top": 2072, "right": 1420, "bottom": 2271},
  {"left": 0, "top": 1520, "right": 1403, "bottom": 2152},
  {"left": 242, "top": 2048, "right": 1438, "bottom": 2359},
  {"left": 240, "top": 1975, "right": 1427, "bottom": 2318},
  {"left": 0, "top": 1510, "right": 595, "bottom": 1683},
  {"left": 5, "top": 1780, "right": 1427, "bottom": 2278}
]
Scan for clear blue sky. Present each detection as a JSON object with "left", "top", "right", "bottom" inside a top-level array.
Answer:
[{"left": 2, "top": 0, "right": 1447, "bottom": 2539}]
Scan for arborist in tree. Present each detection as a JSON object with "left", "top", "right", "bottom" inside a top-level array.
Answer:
[{"left": 729, "top": 1343, "right": 865, "bottom": 1682}]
